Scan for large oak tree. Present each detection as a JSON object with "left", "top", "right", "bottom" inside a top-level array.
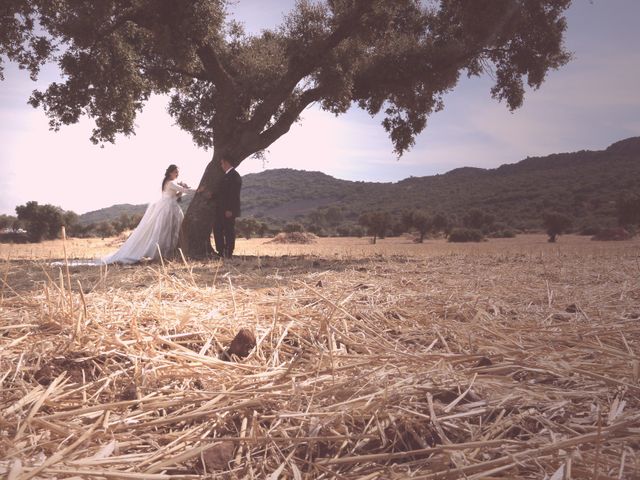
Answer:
[{"left": 1, "top": 0, "right": 572, "bottom": 257}]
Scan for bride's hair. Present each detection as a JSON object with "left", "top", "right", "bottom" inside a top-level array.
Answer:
[{"left": 162, "top": 164, "right": 178, "bottom": 191}]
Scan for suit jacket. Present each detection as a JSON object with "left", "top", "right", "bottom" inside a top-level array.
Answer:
[{"left": 217, "top": 168, "right": 242, "bottom": 217}]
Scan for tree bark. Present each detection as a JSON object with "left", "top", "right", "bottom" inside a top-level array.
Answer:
[{"left": 179, "top": 150, "right": 227, "bottom": 258}]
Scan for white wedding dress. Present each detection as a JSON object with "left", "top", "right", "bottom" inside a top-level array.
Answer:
[{"left": 100, "top": 181, "right": 193, "bottom": 264}]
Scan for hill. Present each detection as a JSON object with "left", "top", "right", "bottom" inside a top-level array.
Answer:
[
  {"left": 78, "top": 203, "right": 149, "bottom": 226},
  {"left": 79, "top": 137, "right": 640, "bottom": 231}
]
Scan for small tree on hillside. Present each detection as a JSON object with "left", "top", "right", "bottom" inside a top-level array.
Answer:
[
  {"left": 359, "top": 211, "right": 390, "bottom": 244},
  {"left": 542, "top": 211, "right": 572, "bottom": 243}
]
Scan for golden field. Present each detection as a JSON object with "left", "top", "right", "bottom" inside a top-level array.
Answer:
[{"left": 1, "top": 234, "right": 639, "bottom": 478}]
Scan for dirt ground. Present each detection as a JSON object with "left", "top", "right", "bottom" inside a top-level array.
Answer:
[{"left": 1, "top": 234, "right": 639, "bottom": 478}]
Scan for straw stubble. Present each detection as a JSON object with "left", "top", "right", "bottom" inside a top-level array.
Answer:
[{"left": 0, "top": 236, "right": 638, "bottom": 478}]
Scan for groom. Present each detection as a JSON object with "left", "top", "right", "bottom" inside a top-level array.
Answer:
[{"left": 213, "top": 156, "right": 242, "bottom": 259}]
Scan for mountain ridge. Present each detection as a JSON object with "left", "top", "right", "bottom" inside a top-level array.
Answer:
[{"left": 79, "top": 137, "right": 640, "bottom": 230}]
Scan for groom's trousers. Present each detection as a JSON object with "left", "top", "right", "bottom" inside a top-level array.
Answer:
[{"left": 213, "top": 213, "right": 236, "bottom": 258}]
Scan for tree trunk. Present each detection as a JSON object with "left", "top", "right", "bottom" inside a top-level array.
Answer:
[
  {"left": 179, "top": 151, "right": 226, "bottom": 258},
  {"left": 179, "top": 128, "right": 264, "bottom": 257}
]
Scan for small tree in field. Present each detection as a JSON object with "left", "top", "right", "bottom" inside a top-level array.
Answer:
[
  {"left": 410, "top": 211, "right": 432, "bottom": 243},
  {"left": 359, "top": 211, "right": 390, "bottom": 244},
  {"left": 3, "top": 0, "right": 573, "bottom": 257},
  {"left": 236, "top": 217, "right": 260, "bottom": 239},
  {"left": 543, "top": 211, "right": 572, "bottom": 243},
  {"left": 15, "top": 201, "right": 65, "bottom": 242}
]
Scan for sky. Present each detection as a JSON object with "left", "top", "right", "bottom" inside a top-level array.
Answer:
[{"left": 1, "top": 0, "right": 639, "bottom": 216}]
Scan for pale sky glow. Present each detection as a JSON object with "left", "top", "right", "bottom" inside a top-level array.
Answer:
[{"left": 1, "top": 0, "right": 639, "bottom": 215}]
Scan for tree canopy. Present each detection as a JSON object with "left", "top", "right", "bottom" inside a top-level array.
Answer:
[
  {"left": 3, "top": 0, "right": 572, "bottom": 155},
  {"left": 2, "top": 0, "right": 573, "bottom": 255}
]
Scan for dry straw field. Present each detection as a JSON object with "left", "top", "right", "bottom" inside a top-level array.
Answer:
[{"left": 1, "top": 234, "right": 639, "bottom": 479}]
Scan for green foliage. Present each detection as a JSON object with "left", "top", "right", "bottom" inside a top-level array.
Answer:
[
  {"left": 15, "top": 201, "right": 77, "bottom": 242},
  {"left": 448, "top": 228, "right": 485, "bottom": 243},
  {"left": 542, "top": 211, "right": 573, "bottom": 243}
]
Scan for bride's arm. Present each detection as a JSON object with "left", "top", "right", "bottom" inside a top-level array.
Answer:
[{"left": 168, "top": 181, "right": 195, "bottom": 194}]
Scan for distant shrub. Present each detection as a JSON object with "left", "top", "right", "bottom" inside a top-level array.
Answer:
[
  {"left": 591, "top": 227, "right": 632, "bottom": 241},
  {"left": 542, "top": 211, "right": 573, "bottom": 243},
  {"left": 268, "top": 232, "right": 318, "bottom": 244},
  {"left": 448, "top": 228, "right": 484, "bottom": 242},
  {"left": 0, "top": 232, "right": 29, "bottom": 244}
]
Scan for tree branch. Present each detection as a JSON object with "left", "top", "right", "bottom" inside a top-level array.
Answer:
[
  {"left": 196, "top": 44, "right": 235, "bottom": 94},
  {"left": 253, "top": 86, "right": 326, "bottom": 152},
  {"left": 143, "top": 64, "right": 210, "bottom": 83},
  {"left": 247, "top": 0, "right": 373, "bottom": 134}
]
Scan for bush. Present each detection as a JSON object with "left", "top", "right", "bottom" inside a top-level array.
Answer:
[
  {"left": 591, "top": 227, "right": 632, "bottom": 241},
  {"left": 0, "top": 232, "right": 29, "bottom": 244},
  {"left": 542, "top": 211, "right": 573, "bottom": 243},
  {"left": 268, "top": 232, "right": 318, "bottom": 244},
  {"left": 448, "top": 228, "right": 484, "bottom": 242}
]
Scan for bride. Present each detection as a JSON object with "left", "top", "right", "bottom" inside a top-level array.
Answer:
[{"left": 101, "top": 164, "right": 195, "bottom": 264}]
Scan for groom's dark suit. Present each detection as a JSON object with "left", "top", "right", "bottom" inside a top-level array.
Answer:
[{"left": 213, "top": 167, "right": 242, "bottom": 258}]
